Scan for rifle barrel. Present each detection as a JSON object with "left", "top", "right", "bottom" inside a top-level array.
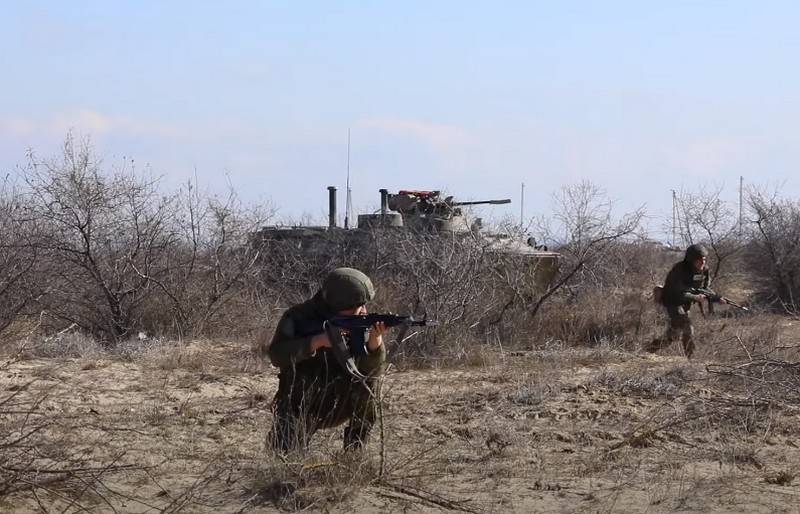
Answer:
[{"left": 330, "top": 314, "right": 437, "bottom": 329}]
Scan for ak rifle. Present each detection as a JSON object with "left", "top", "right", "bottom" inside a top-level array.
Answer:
[
  {"left": 301, "top": 313, "right": 437, "bottom": 379},
  {"left": 690, "top": 287, "right": 749, "bottom": 312}
]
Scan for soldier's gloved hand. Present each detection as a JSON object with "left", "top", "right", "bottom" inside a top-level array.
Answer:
[
  {"left": 310, "top": 333, "right": 333, "bottom": 354},
  {"left": 692, "top": 294, "right": 707, "bottom": 304}
]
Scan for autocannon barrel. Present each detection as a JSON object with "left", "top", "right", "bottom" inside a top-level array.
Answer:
[{"left": 450, "top": 199, "right": 512, "bottom": 206}]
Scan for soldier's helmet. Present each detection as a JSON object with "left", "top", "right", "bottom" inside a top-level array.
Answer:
[
  {"left": 684, "top": 244, "right": 709, "bottom": 262},
  {"left": 321, "top": 267, "right": 376, "bottom": 312}
]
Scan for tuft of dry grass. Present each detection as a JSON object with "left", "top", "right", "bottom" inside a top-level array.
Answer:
[
  {"left": 247, "top": 449, "right": 378, "bottom": 511},
  {"left": 15, "top": 331, "right": 104, "bottom": 360},
  {"left": 764, "top": 469, "right": 796, "bottom": 486},
  {"left": 588, "top": 363, "right": 692, "bottom": 399},
  {"left": 506, "top": 373, "right": 554, "bottom": 406}
]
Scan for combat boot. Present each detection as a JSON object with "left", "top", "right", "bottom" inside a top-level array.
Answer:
[
  {"left": 682, "top": 337, "right": 695, "bottom": 359},
  {"left": 645, "top": 337, "right": 668, "bottom": 354}
]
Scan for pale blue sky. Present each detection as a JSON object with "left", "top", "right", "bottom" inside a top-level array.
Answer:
[{"left": 3, "top": 1, "right": 800, "bottom": 233}]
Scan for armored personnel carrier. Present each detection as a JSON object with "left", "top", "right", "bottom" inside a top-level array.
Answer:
[{"left": 254, "top": 186, "right": 559, "bottom": 286}]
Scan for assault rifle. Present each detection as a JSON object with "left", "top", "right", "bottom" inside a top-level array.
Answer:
[
  {"left": 327, "top": 314, "right": 437, "bottom": 356},
  {"left": 301, "top": 314, "right": 437, "bottom": 379},
  {"left": 690, "top": 287, "right": 749, "bottom": 312}
]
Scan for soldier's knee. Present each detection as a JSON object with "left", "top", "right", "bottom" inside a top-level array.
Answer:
[{"left": 666, "top": 328, "right": 679, "bottom": 342}]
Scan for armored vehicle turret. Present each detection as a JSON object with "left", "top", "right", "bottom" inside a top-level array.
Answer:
[{"left": 357, "top": 189, "right": 511, "bottom": 232}]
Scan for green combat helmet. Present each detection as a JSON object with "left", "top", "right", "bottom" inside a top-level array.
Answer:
[
  {"left": 684, "top": 244, "right": 709, "bottom": 262},
  {"left": 321, "top": 267, "right": 375, "bottom": 312}
]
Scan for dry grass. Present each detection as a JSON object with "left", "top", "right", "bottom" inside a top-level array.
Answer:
[
  {"left": 2, "top": 309, "right": 800, "bottom": 512},
  {"left": 246, "top": 449, "right": 379, "bottom": 511}
]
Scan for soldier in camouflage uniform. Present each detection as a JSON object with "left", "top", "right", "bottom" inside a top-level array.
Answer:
[
  {"left": 266, "top": 268, "right": 386, "bottom": 452},
  {"left": 646, "top": 244, "right": 725, "bottom": 358}
]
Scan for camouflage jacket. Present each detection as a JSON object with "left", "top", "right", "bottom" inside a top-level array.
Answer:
[
  {"left": 661, "top": 260, "right": 710, "bottom": 307},
  {"left": 267, "top": 292, "right": 385, "bottom": 373}
]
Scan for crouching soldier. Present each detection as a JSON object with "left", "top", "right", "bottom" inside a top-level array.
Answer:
[
  {"left": 647, "top": 244, "right": 726, "bottom": 358},
  {"left": 265, "top": 267, "right": 386, "bottom": 452}
]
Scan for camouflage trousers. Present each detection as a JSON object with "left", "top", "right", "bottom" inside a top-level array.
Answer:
[
  {"left": 269, "top": 348, "right": 385, "bottom": 452},
  {"left": 646, "top": 304, "right": 695, "bottom": 358}
]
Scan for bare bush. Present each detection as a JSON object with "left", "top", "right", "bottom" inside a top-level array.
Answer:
[
  {"left": 253, "top": 227, "right": 364, "bottom": 312},
  {"left": 0, "top": 179, "right": 43, "bottom": 339},
  {"left": 21, "top": 136, "right": 177, "bottom": 341},
  {"left": 9, "top": 135, "right": 277, "bottom": 343},
  {"left": 674, "top": 186, "right": 742, "bottom": 281},
  {"left": 707, "top": 356, "right": 800, "bottom": 410},
  {"left": 368, "top": 229, "right": 501, "bottom": 361},
  {"left": 139, "top": 182, "right": 276, "bottom": 338},
  {"left": 745, "top": 188, "right": 800, "bottom": 311},
  {"left": 484, "top": 181, "right": 646, "bottom": 347},
  {"left": 544, "top": 181, "right": 645, "bottom": 292}
]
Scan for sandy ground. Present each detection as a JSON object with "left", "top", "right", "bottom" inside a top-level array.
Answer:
[{"left": 2, "top": 334, "right": 800, "bottom": 513}]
